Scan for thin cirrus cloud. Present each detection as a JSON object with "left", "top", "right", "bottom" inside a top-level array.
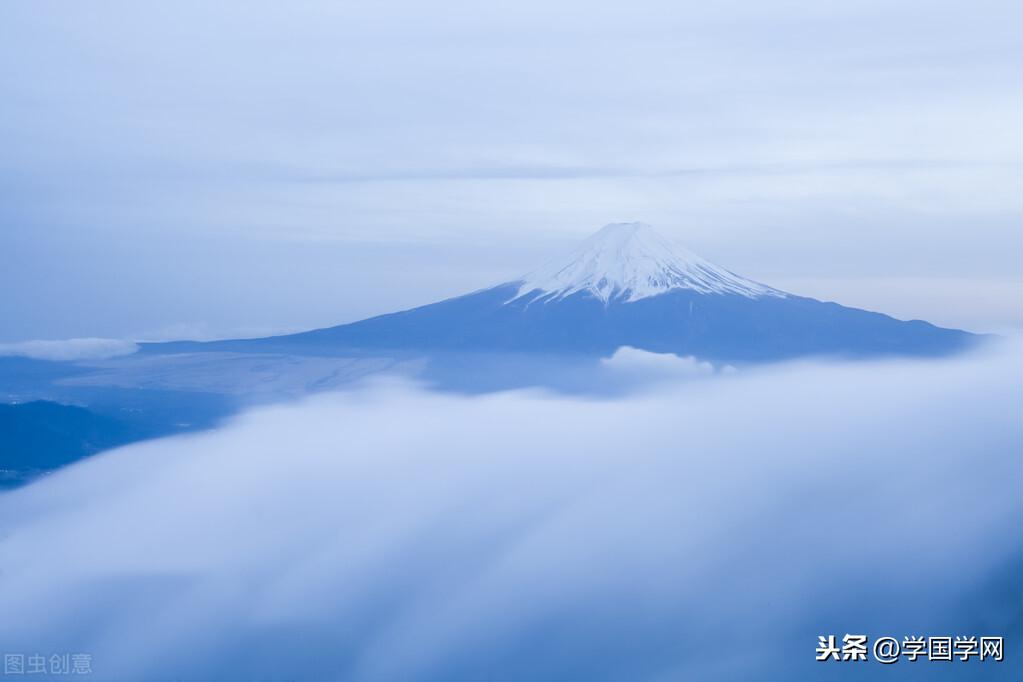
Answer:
[
  {"left": 1, "top": 0, "right": 1021, "bottom": 340},
  {"left": 1, "top": 343, "right": 1020, "bottom": 681}
]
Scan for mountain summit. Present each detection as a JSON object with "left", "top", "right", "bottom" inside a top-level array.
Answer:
[
  {"left": 514, "top": 222, "right": 781, "bottom": 303},
  {"left": 148, "top": 222, "right": 979, "bottom": 363}
]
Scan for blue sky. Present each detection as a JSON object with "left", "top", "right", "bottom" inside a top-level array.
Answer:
[{"left": 2, "top": 0, "right": 1021, "bottom": 341}]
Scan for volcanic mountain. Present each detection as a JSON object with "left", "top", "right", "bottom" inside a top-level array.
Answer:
[{"left": 149, "top": 222, "right": 977, "bottom": 362}]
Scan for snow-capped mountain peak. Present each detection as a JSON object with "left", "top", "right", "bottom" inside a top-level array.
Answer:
[
  {"left": 158, "top": 221, "right": 974, "bottom": 363},
  {"left": 512, "top": 222, "right": 784, "bottom": 304}
]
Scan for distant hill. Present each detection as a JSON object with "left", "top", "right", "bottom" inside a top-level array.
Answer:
[{"left": 0, "top": 401, "right": 137, "bottom": 486}]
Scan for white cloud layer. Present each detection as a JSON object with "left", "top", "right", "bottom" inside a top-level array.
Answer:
[
  {"left": 0, "top": 344, "right": 1021, "bottom": 680},
  {"left": 0, "top": 337, "right": 138, "bottom": 361},
  {"left": 601, "top": 346, "right": 718, "bottom": 379}
]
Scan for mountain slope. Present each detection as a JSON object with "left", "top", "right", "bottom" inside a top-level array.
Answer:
[{"left": 145, "top": 222, "right": 978, "bottom": 362}]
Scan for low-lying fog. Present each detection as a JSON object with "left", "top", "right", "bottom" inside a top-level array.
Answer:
[{"left": 1, "top": 343, "right": 1021, "bottom": 681}]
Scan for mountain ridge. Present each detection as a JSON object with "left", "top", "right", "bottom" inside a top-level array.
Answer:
[{"left": 141, "top": 222, "right": 979, "bottom": 363}]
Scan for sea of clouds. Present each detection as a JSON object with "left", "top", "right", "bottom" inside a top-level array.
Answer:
[{"left": 1, "top": 342, "right": 1021, "bottom": 680}]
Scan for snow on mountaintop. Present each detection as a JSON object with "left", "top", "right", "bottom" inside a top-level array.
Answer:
[{"left": 512, "top": 222, "right": 784, "bottom": 304}]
